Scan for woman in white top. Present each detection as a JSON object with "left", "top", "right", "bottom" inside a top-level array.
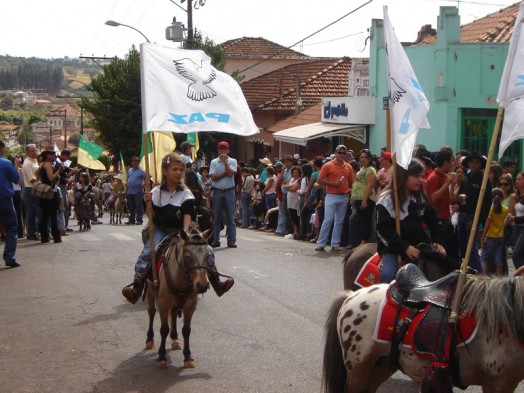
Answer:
[
  {"left": 285, "top": 166, "right": 302, "bottom": 239},
  {"left": 510, "top": 171, "right": 524, "bottom": 269}
]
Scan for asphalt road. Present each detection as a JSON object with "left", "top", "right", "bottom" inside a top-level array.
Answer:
[{"left": 0, "top": 216, "right": 523, "bottom": 393}]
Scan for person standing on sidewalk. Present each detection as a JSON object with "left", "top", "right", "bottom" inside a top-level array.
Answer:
[
  {"left": 315, "top": 145, "right": 354, "bottom": 252},
  {"left": 21, "top": 144, "right": 41, "bottom": 240},
  {"left": 125, "top": 156, "right": 146, "bottom": 225},
  {"left": 209, "top": 141, "right": 238, "bottom": 248},
  {"left": 56, "top": 149, "right": 76, "bottom": 232},
  {"left": 0, "top": 140, "right": 21, "bottom": 267}
]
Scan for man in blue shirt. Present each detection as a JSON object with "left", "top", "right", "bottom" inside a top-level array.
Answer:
[
  {"left": 125, "top": 156, "right": 146, "bottom": 225},
  {"left": 209, "top": 141, "right": 237, "bottom": 248},
  {"left": 0, "top": 140, "right": 21, "bottom": 267}
]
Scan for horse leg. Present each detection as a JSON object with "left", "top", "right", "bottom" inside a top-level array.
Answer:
[
  {"left": 182, "top": 303, "right": 196, "bottom": 368},
  {"left": 156, "top": 309, "right": 170, "bottom": 368},
  {"left": 145, "top": 287, "right": 155, "bottom": 350},
  {"left": 170, "top": 308, "right": 182, "bottom": 350}
]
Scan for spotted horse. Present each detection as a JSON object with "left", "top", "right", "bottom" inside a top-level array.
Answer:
[{"left": 323, "top": 264, "right": 524, "bottom": 393}]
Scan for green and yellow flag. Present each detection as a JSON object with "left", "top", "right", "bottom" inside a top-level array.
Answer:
[
  {"left": 78, "top": 135, "right": 106, "bottom": 171},
  {"left": 139, "top": 131, "right": 176, "bottom": 183}
]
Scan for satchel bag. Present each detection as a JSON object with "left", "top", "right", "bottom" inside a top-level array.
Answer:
[{"left": 32, "top": 182, "right": 55, "bottom": 200}]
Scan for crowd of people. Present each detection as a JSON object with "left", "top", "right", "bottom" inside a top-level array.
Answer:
[{"left": 233, "top": 144, "right": 520, "bottom": 280}]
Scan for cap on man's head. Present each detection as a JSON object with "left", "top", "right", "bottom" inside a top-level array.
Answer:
[
  {"left": 293, "top": 153, "right": 300, "bottom": 160},
  {"left": 380, "top": 151, "right": 392, "bottom": 160},
  {"left": 180, "top": 141, "right": 194, "bottom": 151},
  {"left": 335, "top": 144, "right": 347, "bottom": 152},
  {"left": 274, "top": 161, "right": 284, "bottom": 168},
  {"left": 283, "top": 154, "right": 293, "bottom": 161},
  {"left": 217, "top": 141, "right": 229, "bottom": 149}
]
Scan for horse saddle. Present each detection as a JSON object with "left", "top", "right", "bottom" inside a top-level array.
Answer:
[{"left": 389, "top": 263, "right": 460, "bottom": 308}]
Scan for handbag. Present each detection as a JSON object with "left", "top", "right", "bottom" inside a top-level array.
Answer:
[{"left": 32, "top": 182, "right": 55, "bottom": 200}]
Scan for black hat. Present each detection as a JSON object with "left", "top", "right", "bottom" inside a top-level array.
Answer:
[
  {"left": 414, "top": 148, "right": 435, "bottom": 168},
  {"left": 61, "top": 149, "right": 71, "bottom": 156},
  {"left": 462, "top": 152, "right": 487, "bottom": 169}
]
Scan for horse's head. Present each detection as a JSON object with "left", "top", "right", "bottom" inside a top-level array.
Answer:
[{"left": 178, "top": 225, "right": 213, "bottom": 294}]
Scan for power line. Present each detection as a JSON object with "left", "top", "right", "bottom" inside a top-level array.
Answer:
[{"left": 237, "top": 0, "right": 374, "bottom": 75}]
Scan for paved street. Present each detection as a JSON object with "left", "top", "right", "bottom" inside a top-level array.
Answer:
[{"left": 1, "top": 216, "right": 523, "bottom": 393}]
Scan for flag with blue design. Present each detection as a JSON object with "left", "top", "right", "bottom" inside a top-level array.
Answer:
[
  {"left": 140, "top": 43, "right": 259, "bottom": 136},
  {"left": 498, "top": 3, "right": 524, "bottom": 158},
  {"left": 383, "top": 6, "right": 430, "bottom": 169}
]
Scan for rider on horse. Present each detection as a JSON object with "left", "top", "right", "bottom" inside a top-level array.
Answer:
[
  {"left": 376, "top": 158, "right": 447, "bottom": 283},
  {"left": 122, "top": 152, "right": 234, "bottom": 304}
]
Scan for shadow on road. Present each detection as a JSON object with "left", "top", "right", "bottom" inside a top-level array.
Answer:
[
  {"left": 84, "top": 350, "right": 212, "bottom": 393},
  {"left": 74, "top": 303, "right": 146, "bottom": 326}
]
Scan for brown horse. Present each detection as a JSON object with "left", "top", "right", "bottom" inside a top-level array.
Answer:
[
  {"left": 323, "top": 274, "right": 524, "bottom": 392},
  {"left": 109, "top": 193, "right": 126, "bottom": 224},
  {"left": 145, "top": 225, "right": 213, "bottom": 368},
  {"left": 342, "top": 243, "right": 460, "bottom": 290}
]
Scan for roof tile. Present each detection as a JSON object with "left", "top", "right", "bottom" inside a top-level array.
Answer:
[{"left": 221, "top": 37, "right": 309, "bottom": 59}]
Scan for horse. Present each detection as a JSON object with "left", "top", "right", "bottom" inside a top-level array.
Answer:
[
  {"left": 109, "top": 193, "right": 126, "bottom": 225},
  {"left": 91, "top": 186, "right": 104, "bottom": 218},
  {"left": 322, "top": 274, "right": 524, "bottom": 393},
  {"left": 342, "top": 242, "right": 460, "bottom": 290},
  {"left": 144, "top": 224, "right": 213, "bottom": 369},
  {"left": 75, "top": 193, "right": 92, "bottom": 232}
]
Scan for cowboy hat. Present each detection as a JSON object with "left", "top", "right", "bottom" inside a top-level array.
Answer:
[
  {"left": 462, "top": 152, "right": 487, "bottom": 169},
  {"left": 259, "top": 157, "right": 271, "bottom": 166},
  {"left": 40, "top": 147, "right": 57, "bottom": 157}
]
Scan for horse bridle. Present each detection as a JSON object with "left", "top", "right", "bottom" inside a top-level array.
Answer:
[{"left": 165, "top": 238, "right": 213, "bottom": 286}]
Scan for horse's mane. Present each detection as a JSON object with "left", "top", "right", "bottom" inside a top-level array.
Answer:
[{"left": 462, "top": 275, "right": 524, "bottom": 339}]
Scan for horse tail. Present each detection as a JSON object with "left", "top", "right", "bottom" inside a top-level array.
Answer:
[{"left": 322, "top": 291, "right": 350, "bottom": 393}]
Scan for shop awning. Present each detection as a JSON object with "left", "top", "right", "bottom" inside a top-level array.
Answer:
[{"left": 272, "top": 122, "right": 366, "bottom": 146}]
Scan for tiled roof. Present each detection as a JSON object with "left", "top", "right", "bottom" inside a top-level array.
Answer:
[
  {"left": 48, "top": 104, "right": 81, "bottom": 117},
  {"left": 221, "top": 37, "right": 309, "bottom": 59},
  {"left": 417, "top": 2, "right": 521, "bottom": 45},
  {"left": 241, "top": 57, "right": 352, "bottom": 112},
  {"left": 267, "top": 103, "right": 322, "bottom": 132}
]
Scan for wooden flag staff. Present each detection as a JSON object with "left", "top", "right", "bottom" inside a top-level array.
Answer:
[
  {"left": 143, "top": 133, "right": 159, "bottom": 288},
  {"left": 449, "top": 107, "right": 504, "bottom": 324}
]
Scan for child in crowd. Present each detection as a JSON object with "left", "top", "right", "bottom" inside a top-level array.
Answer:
[{"left": 480, "top": 188, "right": 509, "bottom": 276}]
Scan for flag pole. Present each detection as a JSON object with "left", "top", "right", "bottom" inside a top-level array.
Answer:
[
  {"left": 385, "top": 104, "right": 402, "bottom": 237},
  {"left": 151, "top": 132, "right": 158, "bottom": 183},
  {"left": 449, "top": 106, "right": 504, "bottom": 324},
  {"left": 143, "top": 133, "right": 159, "bottom": 288}
]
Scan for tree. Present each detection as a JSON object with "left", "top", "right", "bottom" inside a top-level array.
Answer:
[{"left": 81, "top": 47, "right": 142, "bottom": 166}]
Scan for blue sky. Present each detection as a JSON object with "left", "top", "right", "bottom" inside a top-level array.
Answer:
[{"left": 2, "top": 0, "right": 518, "bottom": 59}]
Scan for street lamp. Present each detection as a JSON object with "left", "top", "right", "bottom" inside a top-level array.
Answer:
[{"left": 105, "top": 20, "right": 151, "bottom": 43}]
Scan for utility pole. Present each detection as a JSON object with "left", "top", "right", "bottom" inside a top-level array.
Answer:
[{"left": 187, "top": 0, "right": 194, "bottom": 49}]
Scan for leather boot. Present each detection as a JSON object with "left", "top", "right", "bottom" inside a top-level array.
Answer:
[
  {"left": 122, "top": 272, "right": 146, "bottom": 304},
  {"left": 209, "top": 270, "right": 234, "bottom": 297}
]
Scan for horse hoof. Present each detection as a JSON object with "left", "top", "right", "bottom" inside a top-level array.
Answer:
[
  {"left": 171, "top": 340, "right": 182, "bottom": 350},
  {"left": 184, "top": 359, "right": 195, "bottom": 368},
  {"left": 145, "top": 341, "right": 154, "bottom": 350},
  {"left": 156, "top": 360, "right": 168, "bottom": 369}
]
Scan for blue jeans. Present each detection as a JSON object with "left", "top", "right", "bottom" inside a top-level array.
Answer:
[
  {"left": 379, "top": 253, "right": 399, "bottom": 283},
  {"left": 240, "top": 192, "right": 252, "bottom": 227},
  {"left": 265, "top": 193, "right": 276, "bottom": 210},
  {"left": 23, "top": 187, "right": 41, "bottom": 237},
  {"left": 316, "top": 194, "right": 349, "bottom": 248},
  {"left": 457, "top": 213, "right": 482, "bottom": 273},
  {"left": 481, "top": 237, "right": 505, "bottom": 272},
  {"left": 276, "top": 197, "right": 290, "bottom": 235},
  {"left": 512, "top": 226, "right": 524, "bottom": 269},
  {"left": 136, "top": 227, "right": 216, "bottom": 272},
  {"left": 0, "top": 197, "right": 18, "bottom": 264},
  {"left": 212, "top": 188, "right": 236, "bottom": 245},
  {"left": 127, "top": 192, "right": 144, "bottom": 224}
]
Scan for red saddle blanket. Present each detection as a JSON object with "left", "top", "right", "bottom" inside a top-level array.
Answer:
[
  {"left": 373, "top": 289, "right": 478, "bottom": 351},
  {"left": 355, "top": 252, "right": 382, "bottom": 288}
]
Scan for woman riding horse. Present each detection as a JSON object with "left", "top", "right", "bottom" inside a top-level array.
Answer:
[
  {"left": 376, "top": 158, "right": 447, "bottom": 283},
  {"left": 122, "top": 152, "right": 233, "bottom": 304}
]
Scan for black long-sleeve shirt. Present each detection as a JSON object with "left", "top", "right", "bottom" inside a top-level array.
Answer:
[
  {"left": 376, "top": 191, "right": 444, "bottom": 257},
  {"left": 458, "top": 170, "right": 492, "bottom": 226}
]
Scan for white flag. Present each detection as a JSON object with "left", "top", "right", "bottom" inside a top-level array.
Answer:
[
  {"left": 498, "top": 3, "right": 524, "bottom": 158},
  {"left": 383, "top": 6, "right": 430, "bottom": 169},
  {"left": 140, "top": 43, "right": 259, "bottom": 136}
]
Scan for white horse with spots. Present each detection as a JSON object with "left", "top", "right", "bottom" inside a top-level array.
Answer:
[{"left": 323, "top": 276, "right": 524, "bottom": 393}]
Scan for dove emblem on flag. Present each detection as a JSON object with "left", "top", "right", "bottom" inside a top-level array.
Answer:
[{"left": 174, "top": 57, "right": 217, "bottom": 101}]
